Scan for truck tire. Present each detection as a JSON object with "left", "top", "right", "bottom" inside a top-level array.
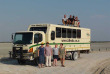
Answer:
[
  {"left": 70, "top": 53, "right": 72, "bottom": 60},
  {"left": 34, "top": 57, "right": 39, "bottom": 66},
  {"left": 72, "top": 51, "right": 78, "bottom": 60},
  {"left": 17, "top": 59, "right": 26, "bottom": 65}
]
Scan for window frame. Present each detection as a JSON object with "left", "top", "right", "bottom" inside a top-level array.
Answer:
[
  {"left": 56, "top": 27, "right": 61, "bottom": 38},
  {"left": 77, "top": 29, "right": 81, "bottom": 38},
  {"left": 51, "top": 31, "right": 55, "bottom": 40},
  {"left": 67, "top": 29, "right": 72, "bottom": 38},
  {"left": 62, "top": 28, "right": 66, "bottom": 38},
  {"left": 34, "top": 33, "right": 42, "bottom": 43},
  {"left": 72, "top": 29, "right": 77, "bottom": 38}
]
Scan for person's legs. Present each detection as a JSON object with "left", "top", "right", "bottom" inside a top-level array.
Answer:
[
  {"left": 53, "top": 55, "right": 55, "bottom": 66},
  {"left": 39, "top": 56, "right": 42, "bottom": 68},
  {"left": 60, "top": 58, "right": 63, "bottom": 66},
  {"left": 55, "top": 59, "right": 57, "bottom": 66},
  {"left": 67, "top": 19, "right": 69, "bottom": 26},
  {"left": 41, "top": 56, "right": 44, "bottom": 68},
  {"left": 46, "top": 56, "right": 49, "bottom": 67},
  {"left": 53, "top": 59, "right": 55, "bottom": 66},
  {"left": 54, "top": 59, "right": 56, "bottom": 66},
  {"left": 62, "top": 55, "right": 65, "bottom": 67},
  {"left": 62, "top": 58, "right": 65, "bottom": 65},
  {"left": 49, "top": 56, "right": 51, "bottom": 66},
  {"left": 56, "top": 55, "right": 58, "bottom": 66}
]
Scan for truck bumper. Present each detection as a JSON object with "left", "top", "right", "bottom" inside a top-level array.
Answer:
[{"left": 11, "top": 47, "right": 35, "bottom": 60}]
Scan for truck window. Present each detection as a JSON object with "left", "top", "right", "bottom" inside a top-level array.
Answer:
[
  {"left": 34, "top": 33, "right": 42, "bottom": 43},
  {"left": 30, "top": 27, "right": 47, "bottom": 33},
  {"left": 56, "top": 27, "right": 61, "bottom": 38},
  {"left": 77, "top": 29, "right": 81, "bottom": 38},
  {"left": 14, "top": 33, "right": 33, "bottom": 44},
  {"left": 72, "top": 29, "right": 76, "bottom": 38},
  {"left": 62, "top": 28, "right": 66, "bottom": 38},
  {"left": 51, "top": 31, "right": 55, "bottom": 40},
  {"left": 67, "top": 29, "right": 72, "bottom": 38}
]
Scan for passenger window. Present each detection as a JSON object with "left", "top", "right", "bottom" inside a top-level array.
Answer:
[
  {"left": 72, "top": 29, "right": 76, "bottom": 38},
  {"left": 77, "top": 29, "right": 81, "bottom": 38},
  {"left": 62, "top": 28, "right": 66, "bottom": 38},
  {"left": 56, "top": 27, "right": 61, "bottom": 38},
  {"left": 51, "top": 31, "right": 55, "bottom": 40},
  {"left": 67, "top": 29, "right": 72, "bottom": 38},
  {"left": 34, "top": 33, "right": 42, "bottom": 43}
]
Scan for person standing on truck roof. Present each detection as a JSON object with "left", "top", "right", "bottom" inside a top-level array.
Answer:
[
  {"left": 53, "top": 44, "right": 59, "bottom": 66},
  {"left": 59, "top": 43, "right": 66, "bottom": 67},
  {"left": 38, "top": 42, "right": 45, "bottom": 68},
  {"left": 62, "top": 14, "right": 68, "bottom": 26},
  {"left": 44, "top": 42, "right": 52, "bottom": 67}
]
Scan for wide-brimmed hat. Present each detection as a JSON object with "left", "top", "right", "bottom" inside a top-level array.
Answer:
[{"left": 41, "top": 42, "right": 44, "bottom": 45}]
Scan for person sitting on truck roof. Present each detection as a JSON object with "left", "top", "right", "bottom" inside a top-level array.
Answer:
[
  {"left": 68, "top": 15, "right": 75, "bottom": 26},
  {"left": 62, "top": 15, "right": 68, "bottom": 26},
  {"left": 74, "top": 16, "right": 80, "bottom": 27},
  {"left": 38, "top": 42, "right": 45, "bottom": 68}
]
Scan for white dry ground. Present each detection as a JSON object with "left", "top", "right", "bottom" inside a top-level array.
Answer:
[{"left": 0, "top": 42, "right": 110, "bottom": 74}]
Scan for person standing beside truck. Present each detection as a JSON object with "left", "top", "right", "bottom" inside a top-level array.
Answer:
[
  {"left": 38, "top": 42, "right": 45, "bottom": 68},
  {"left": 53, "top": 44, "right": 59, "bottom": 66},
  {"left": 44, "top": 42, "right": 52, "bottom": 67},
  {"left": 59, "top": 43, "right": 66, "bottom": 67}
]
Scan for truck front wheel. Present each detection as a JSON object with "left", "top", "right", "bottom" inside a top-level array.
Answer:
[{"left": 33, "top": 57, "right": 39, "bottom": 66}]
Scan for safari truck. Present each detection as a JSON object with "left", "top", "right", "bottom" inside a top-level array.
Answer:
[{"left": 10, "top": 24, "right": 91, "bottom": 65}]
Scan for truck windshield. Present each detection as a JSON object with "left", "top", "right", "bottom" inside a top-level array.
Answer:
[
  {"left": 30, "top": 27, "right": 47, "bottom": 33},
  {"left": 14, "top": 33, "right": 33, "bottom": 44}
]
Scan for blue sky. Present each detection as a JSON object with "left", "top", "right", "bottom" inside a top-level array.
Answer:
[{"left": 0, "top": 0, "right": 110, "bottom": 42}]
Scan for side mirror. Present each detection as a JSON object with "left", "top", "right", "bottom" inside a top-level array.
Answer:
[
  {"left": 12, "top": 34, "right": 13, "bottom": 40},
  {"left": 11, "top": 33, "right": 15, "bottom": 41}
]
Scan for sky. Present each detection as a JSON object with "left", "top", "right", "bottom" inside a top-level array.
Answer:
[{"left": 0, "top": 0, "right": 110, "bottom": 42}]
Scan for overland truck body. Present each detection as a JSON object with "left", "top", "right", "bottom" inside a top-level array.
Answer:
[{"left": 11, "top": 24, "right": 91, "bottom": 64}]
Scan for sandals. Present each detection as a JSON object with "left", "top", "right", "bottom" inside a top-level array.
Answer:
[{"left": 62, "top": 65, "right": 65, "bottom": 67}]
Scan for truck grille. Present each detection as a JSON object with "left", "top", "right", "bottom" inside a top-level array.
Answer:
[
  {"left": 12, "top": 47, "right": 28, "bottom": 59},
  {"left": 13, "top": 47, "right": 28, "bottom": 53}
]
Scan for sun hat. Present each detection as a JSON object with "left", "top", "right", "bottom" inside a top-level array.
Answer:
[{"left": 41, "top": 42, "right": 44, "bottom": 45}]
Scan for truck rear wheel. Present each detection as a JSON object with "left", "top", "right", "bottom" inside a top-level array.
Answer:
[
  {"left": 72, "top": 51, "right": 78, "bottom": 60},
  {"left": 17, "top": 59, "right": 26, "bottom": 65}
]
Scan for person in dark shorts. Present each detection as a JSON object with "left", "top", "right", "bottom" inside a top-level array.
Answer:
[
  {"left": 59, "top": 43, "right": 66, "bottom": 67},
  {"left": 68, "top": 15, "right": 75, "bottom": 26},
  {"left": 62, "top": 15, "right": 68, "bottom": 26},
  {"left": 53, "top": 44, "right": 59, "bottom": 66},
  {"left": 38, "top": 42, "right": 45, "bottom": 68}
]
